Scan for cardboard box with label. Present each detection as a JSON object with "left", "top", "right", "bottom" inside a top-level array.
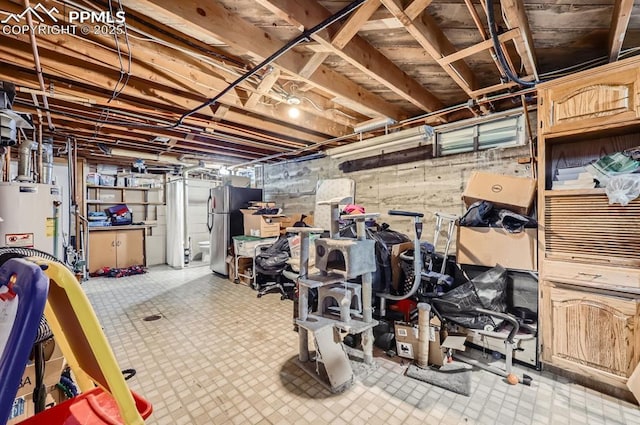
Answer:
[
  {"left": 458, "top": 171, "right": 538, "bottom": 271},
  {"left": 394, "top": 317, "right": 447, "bottom": 366},
  {"left": 462, "top": 171, "right": 537, "bottom": 215},
  {"left": 7, "top": 386, "right": 64, "bottom": 424},
  {"left": 241, "top": 209, "right": 282, "bottom": 238}
]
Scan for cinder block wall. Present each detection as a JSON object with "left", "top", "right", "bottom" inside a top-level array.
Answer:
[{"left": 261, "top": 144, "right": 534, "bottom": 241}]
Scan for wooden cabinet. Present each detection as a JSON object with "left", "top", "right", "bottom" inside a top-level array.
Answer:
[
  {"left": 537, "top": 55, "right": 640, "bottom": 397},
  {"left": 88, "top": 229, "right": 144, "bottom": 272},
  {"left": 539, "top": 60, "right": 640, "bottom": 135},
  {"left": 541, "top": 283, "right": 640, "bottom": 388}
]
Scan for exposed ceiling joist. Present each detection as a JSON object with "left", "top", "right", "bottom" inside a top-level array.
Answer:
[
  {"left": 255, "top": 0, "right": 445, "bottom": 114},
  {"left": 609, "top": 0, "right": 634, "bottom": 62},
  {"left": 403, "top": 0, "right": 434, "bottom": 21},
  {"left": 120, "top": 0, "right": 409, "bottom": 120},
  {"left": 499, "top": 0, "right": 538, "bottom": 80},
  {"left": 380, "top": 0, "right": 479, "bottom": 97}
]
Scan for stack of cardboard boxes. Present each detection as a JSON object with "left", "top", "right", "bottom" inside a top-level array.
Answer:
[{"left": 456, "top": 171, "right": 538, "bottom": 271}]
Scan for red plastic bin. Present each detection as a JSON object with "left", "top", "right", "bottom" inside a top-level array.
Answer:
[{"left": 19, "top": 388, "right": 152, "bottom": 424}]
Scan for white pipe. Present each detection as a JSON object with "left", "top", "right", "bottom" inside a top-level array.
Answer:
[{"left": 24, "top": 0, "right": 54, "bottom": 131}]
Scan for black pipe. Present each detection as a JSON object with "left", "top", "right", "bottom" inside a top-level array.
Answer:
[{"left": 486, "top": 0, "right": 536, "bottom": 88}]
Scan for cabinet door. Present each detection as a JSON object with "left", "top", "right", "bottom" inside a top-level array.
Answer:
[
  {"left": 88, "top": 231, "right": 117, "bottom": 272},
  {"left": 540, "top": 64, "right": 640, "bottom": 134},
  {"left": 541, "top": 283, "right": 640, "bottom": 387},
  {"left": 116, "top": 230, "right": 144, "bottom": 268}
]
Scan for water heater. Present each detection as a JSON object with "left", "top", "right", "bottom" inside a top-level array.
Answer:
[{"left": 0, "top": 182, "right": 62, "bottom": 258}]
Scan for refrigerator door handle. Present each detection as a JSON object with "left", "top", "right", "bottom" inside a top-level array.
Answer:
[{"left": 206, "top": 193, "right": 213, "bottom": 232}]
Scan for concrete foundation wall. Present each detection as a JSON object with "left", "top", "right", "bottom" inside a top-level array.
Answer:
[{"left": 261, "top": 144, "right": 534, "bottom": 240}]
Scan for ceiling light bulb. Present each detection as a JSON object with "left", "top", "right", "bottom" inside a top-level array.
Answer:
[
  {"left": 286, "top": 95, "right": 301, "bottom": 105},
  {"left": 288, "top": 106, "right": 301, "bottom": 119}
]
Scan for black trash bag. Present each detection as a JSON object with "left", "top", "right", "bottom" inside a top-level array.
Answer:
[
  {"left": 433, "top": 264, "right": 508, "bottom": 330},
  {"left": 459, "top": 200, "right": 494, "bottom": 227},
  {"left": 472, "top": 264, "right": 508, "bottom": 313}
]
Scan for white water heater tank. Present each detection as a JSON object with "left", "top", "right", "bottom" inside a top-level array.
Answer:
[{"left": 0, "top": 182, "right": 62, "bottom": 258}]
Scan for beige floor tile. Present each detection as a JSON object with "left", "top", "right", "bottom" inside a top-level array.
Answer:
[{"left": 80, "top": 265, "right": 639, "bottom": 425}]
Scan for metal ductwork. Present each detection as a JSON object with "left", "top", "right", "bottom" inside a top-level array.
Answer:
[
  {"left": 42, "top": 139, "right": 54, "bottom": 184},
  {"left": 1, "top": 110, "right": 33, "bottom": 147},
  {"left": 16, "top": 138, "right": 36, "bottom": 182}
]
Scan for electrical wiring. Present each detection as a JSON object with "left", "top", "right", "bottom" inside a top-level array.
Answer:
[{"left": 485, "top": 0, "right": 536, "bottom": 88}]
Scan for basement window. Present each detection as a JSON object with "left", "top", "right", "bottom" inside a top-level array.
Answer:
[{"left": 435, "top": 111, "right": 525, "bottom": 156}]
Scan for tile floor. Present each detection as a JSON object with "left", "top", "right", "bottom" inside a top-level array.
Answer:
[{"left": 82, "top": 265, "right": 640, "bottom": 425}]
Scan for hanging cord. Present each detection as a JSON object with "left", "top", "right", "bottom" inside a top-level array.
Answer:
[{"left": 485, "top": 0, "right": 536, "bottom": 88}]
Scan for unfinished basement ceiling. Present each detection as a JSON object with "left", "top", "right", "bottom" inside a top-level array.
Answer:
[{"left": 0, "top": 0, "right": 638, "bottom": 167}]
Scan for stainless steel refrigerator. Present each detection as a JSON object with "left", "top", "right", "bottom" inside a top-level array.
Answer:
[{"left": 207, "top": 186, "right": 263, "bottom": 275}]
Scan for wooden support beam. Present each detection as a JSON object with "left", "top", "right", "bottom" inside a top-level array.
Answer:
[
  {"left": 245, "top": 68, "right": 281, "bottom": 108},
  {"left": 438, "top": 28, "right": 520, "bottom": 65},
  {"left": 255, "top": 0, "right": 444, "bottom": 113},
  {"left": 499, "top": 0, "right": 539, "bottom": 80},
  {"left": 404, "top": 0, "right": 433, "bottom": 21},
  {"left": 298, "top": 52, "right": 330, "bottom": 79},
  {"left": 608, "top": 0, "right": 634, "bottom": 62},
  {"left": 0, "top": 55, "right": 325, "bottom": 147},
  {"left": 120, "top": 0, "right": 408, "bottom": 120},
  {"left": 381, "top": 0, "right": 478, "bottom": 96},
  {"left": 331, "top": 0, "right": 382, "bottom": 49},
  {"left": 0, "top": 43, "right": 331, "bottom": 142},
  {"left": 0, "top": 25, "right": 351, "bottom": 136}
]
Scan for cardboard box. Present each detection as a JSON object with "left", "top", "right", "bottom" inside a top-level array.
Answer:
[
  {"left": 14, "top": 338, "right": 65, "bottom": 398},
  {"left": 462, "top": 171, "right": 537, "bottom": 215},
  {"left": 7, "top": 386, "right": 63, "bottom": 424},
  {"left": 456, "top": 226, "right": 537, "bottom": 271},
  {"left": 241, "top": 210, "right": 282, "bottom": 237},
  {"left": 394, "top": 317, "right": 446, "bottom": 366}
]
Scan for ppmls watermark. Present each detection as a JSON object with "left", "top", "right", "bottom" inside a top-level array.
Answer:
[{"left": 1, "top": 3, "right": 126, "bottom": 36}]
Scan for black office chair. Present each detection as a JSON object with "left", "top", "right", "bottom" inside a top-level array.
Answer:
[{"left": 254, "top": 236, "right": 295, "bottom": 300}]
